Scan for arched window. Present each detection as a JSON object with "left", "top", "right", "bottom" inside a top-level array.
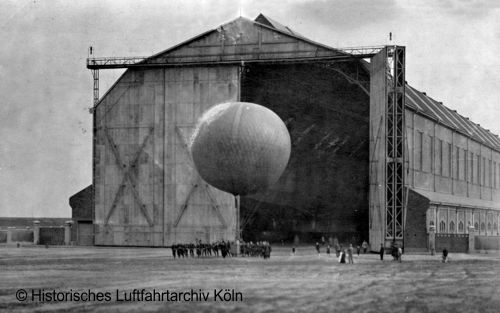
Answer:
[
  {"left": 450, "top": 221, "right": 455, "bottom": 233},
  {"left": 481, "top": 223, "right": 485, "bottom": 231},
  {"left": 475, "top": 222, "right": 479, "bottom": 231},
  {"left": 488, "top": 223, "right": 492, "bottom": 232},
  {"left": 458, "top": 221, "right": 464, "bottom": 232},
  {"left": 440, "top": 221, "right": 446, "bottom": 233}
]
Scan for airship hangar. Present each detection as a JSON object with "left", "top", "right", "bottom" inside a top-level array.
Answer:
[{"left": 69, "top": 14, "right": 500, "bottom": 252}]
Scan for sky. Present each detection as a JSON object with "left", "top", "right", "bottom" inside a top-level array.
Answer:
[{"left": 1, "top": 0, "right": 499, "bottom": 217}]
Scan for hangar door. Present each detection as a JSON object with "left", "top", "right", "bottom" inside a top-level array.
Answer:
[{"left": 164, "top": 66, "right": 238, "bottom": 244}]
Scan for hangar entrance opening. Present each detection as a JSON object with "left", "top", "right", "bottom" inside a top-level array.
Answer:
[{"left": 239, "top": 62, "right": 370, "bottom": 243}]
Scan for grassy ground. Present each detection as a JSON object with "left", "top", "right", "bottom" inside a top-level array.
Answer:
[{"left": 1, "top": 245, "right": 499, "bottom": 313}]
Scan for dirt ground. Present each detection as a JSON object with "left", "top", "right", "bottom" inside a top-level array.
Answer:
[{"left": 1, "top": 246, "right": 499, "bottom": 313}]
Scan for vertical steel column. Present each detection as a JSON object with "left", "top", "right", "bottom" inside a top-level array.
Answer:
[
  {"left": 92, "top": 69, "right": 99, "bottom": 105},
  {"left": 90, "top": 68, "right": 99, "bottom": 243},
  {"left": 385, "top": 46, "right": 405, "bottom": 242}
]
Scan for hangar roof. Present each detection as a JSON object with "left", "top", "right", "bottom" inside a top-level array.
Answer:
[
  {"left": 405, "top": 85, "right": 500, "bottom": 150},
  {"left": 414, "top": 188, "right": 500, "bottom": 210}
]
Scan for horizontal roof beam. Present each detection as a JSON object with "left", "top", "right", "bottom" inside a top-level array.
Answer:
[{"left": 86, "top": 54, "right": 379, "bottom": 69}]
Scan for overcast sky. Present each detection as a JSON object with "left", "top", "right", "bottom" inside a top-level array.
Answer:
[{"left": 1, "top": 0, "right": 499, "bottom": 217}]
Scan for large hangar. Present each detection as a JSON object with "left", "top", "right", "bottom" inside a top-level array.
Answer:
[{"left": 82, "top": 14, "right": 500, "bottom": 250}]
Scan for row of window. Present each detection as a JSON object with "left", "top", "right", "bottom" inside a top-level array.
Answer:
[
  {"left": 432, "top": 220, "right": 499, "bottom": 234},
  {"left": 415, "top": 132, "right": 500, "bottom": 188}
]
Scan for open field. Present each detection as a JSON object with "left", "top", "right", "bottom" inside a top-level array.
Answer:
[{"left": 1, "top": 246, "right": 499, "bottom": 313}]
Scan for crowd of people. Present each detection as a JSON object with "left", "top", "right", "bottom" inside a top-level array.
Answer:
[
  {"left": 311, "top": 240, "right": 371, "bottom": 264},
  {"left": 240, "top": 241, "right": 272, "bottom": 259},
  {"left": 170, "top": 240, "right": 273, "bottom": 259},
  {"left": 171, "top": 238, "right": 452, "bottom": 264},
  {"left": 171, "top": 240, "right": 233, "bottom": 259}
]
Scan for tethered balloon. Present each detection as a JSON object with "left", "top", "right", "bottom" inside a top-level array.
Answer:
[{"left": 190, "top": 102, "right": 291, "bottom": 196}]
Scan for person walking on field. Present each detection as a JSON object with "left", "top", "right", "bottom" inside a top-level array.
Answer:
[
  {"left": 347, "top": 244, "right": 354, "bottom": 264},
  {"left": 379, "top": 244, "right": 384, "bottom": 261},
  {"left": 315, "top": 242, "right": 320, "bottom": 255}
]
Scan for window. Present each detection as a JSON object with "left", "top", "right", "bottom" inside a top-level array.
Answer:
[
  {"left": 481, "top": 223, "right": 485, "bottom": 231},
  {"left": 489, "top": 160, "right": 492, "bottom": 187},
  {"left": 494, "top": 161, "right": 497, "bottom": 188},
  {"left": 449, "top": 221, "right": 455, "bottom": 233},
  {"left": 497, "top": 163, "right": 500, "bottom": 188},
  {"left": 462, "top": 149, "right": 466, "bottom": 181},
  {"left": 469, "top": 152, "right": 474, "bottom": 183},
  {"left": 440, "top": 221, "right": 446, "bottom": 233},
  {"left": 488, "top": 222, "right": 492, "bottom": 232},
  {"left": 477, "top": 155, "right": 481, "bottom": 185},
  {"left": 458, "top": 221, "right": 464, "bottom": 232},
  {"left": 482, "top": 157, "right": 486, "bottom": 186},
  {"left": 417, "top": 131, "right": 423, "bottom": 171},
  {"left": 495, "top": 223, "right": 498, "bottom": 234},
  {"left": 447, "top": 143, "right": 452, "bottom": 177},
  {"left": 498, "top": 163, "right": 500, "bottom": 188},
  {"left": 456, "top": 147, "right": 460, "bottom": 179},
  {"left": 474, "top": 222, "right": 479, "bottom": 230},
  {"left": 437, "top": 139, "right": 443, "bottom": 175},
  {"left": 428, "top": 136, "right": 434, "bottom": 173}
]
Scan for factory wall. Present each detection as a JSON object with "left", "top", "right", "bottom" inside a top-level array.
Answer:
[
  {"left": 407, "top": 110, "right": 500, "bottom": 202},
  {"left": 93, "top": 66, "right": 238, "bottom": 246},
  {"left": 405, "top": 109, "right": 500, "bottom": 250},
  {"left": 240, "top": 62, "right": 370, "bottom": 243}
]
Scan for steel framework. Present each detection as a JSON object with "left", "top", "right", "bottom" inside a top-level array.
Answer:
[
  {"left": 86, "top": 46, "right": 384, "bottom": 106},
  {"left": 385, "top": 46, "right": 406, "bottom": 241}
]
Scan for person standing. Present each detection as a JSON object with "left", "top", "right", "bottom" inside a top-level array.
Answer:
[
  {"left": 391, "top": 244, "right": 398, "bottom": 261},
  {"left": 356, "top": 245, "right": 361, "bottom": 256},
  {"left": 172, "top": 244, "right": 177, "bottom": 259},
  {"left": 362, "top": 240, "right": 368, "bottom": 254},
  {"left": 379, "top": 244, "right": 384, "bottom": 261},
  {"left": 347, "top": 244, "right": 354, "bottom": 264},
  {"left": 442, "top": 248, "right": 448, "bottom": 263},
  {"left": 326, "top": 245, "right": 331, "bottom": 256},
  {"left": 339, "top": 248, "right": 346, "bottom": 263},
  {"left": 266, "top": 243, "right": 272, "bottom": 259},
  {"left": 315, "top": 242, "right": 320, "bottom": 255}
]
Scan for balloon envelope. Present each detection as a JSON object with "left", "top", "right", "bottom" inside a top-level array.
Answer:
[{"left": 190, "top": 102, "right": 291, "bottom": 196}]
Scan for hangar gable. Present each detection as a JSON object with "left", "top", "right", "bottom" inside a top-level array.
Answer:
[{"left": 147, "top": 15, "right": 345, "bottom": 64}]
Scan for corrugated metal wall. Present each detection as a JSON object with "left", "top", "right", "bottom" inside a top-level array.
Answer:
[
  {"left": 94, "top": 66, "right": 238, "bottom": 246},
  {"left": 369, "top": 49, "right": 387, "bottom": 250}
]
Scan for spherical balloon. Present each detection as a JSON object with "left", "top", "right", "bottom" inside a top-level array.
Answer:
[{"left": 190, "top": 102, "right": 291, "bottom": 196}]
